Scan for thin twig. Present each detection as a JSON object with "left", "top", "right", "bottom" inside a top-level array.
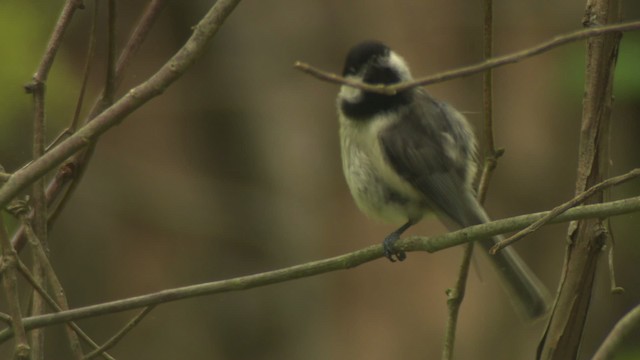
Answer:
[
  {"left": 606, "top": 224, "right": 624, "bottom": 294},
  {"left": 591, "top": 304, "right": 640, "bottom": 360},
  {"left": 40, "top": 0, "right": 162, "bottom": 237},
  {"left": 491, "top": 168, "right": 640, "bottom": 254},
  {"left": 442, "top": 2, "right": 495, "bottom": 358},
  {"left": 0, "top": 214, "right": 30, "bottom": 358},
  {"left": 0, "top": 313, "right": 13, "bottom": 325},
  {"left": 1, "top": 0, "right": 232, "bottom": 217},
  {"left": 10, "top": 0, "right": 165, "bottom": 252},
  {"left": 25, "top": 0, "right": 84, "bottom": 93},
  {"left": 112, "top": 0, "right": 168, "bottom": 90},
  {"left": 294, "top": 62, "right": 393, "bottom": 93},
  {"left": 30, "top": 20, "right": 50, "bottom": 356},
  {"left": 441, "top": 242, "right": 474, "bottom": 360},
  {"left": 25, "top": 4, "right": 72, "bottom": 358},
  {"left": 0, "top": 196, "right": 637, "bottom": 343},
  {"left": 15, "top": 260, "right": 115, "bottom": 360},
  {"left": 20, "top": 215, "right": 86, "bottom": 359},
  {"left": 71, "top": 0, "right": 98, "bottom": 133},
  {"left": 104, "top": 0, "right": 117, "bottom": 105},
  {"left": 84, "top": 306, "right": 155, "bottom": 360},
  {"left": 294, "top": 20, "right": 640, "bottom": 94}
]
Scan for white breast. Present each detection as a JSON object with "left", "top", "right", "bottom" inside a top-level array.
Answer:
[{"left": 338, "top": 111, "right": 427, "bottom": 224}]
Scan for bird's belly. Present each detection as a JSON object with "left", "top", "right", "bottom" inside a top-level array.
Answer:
[{"left": 340, "top": 130, "right": 427, "bottom": 224}]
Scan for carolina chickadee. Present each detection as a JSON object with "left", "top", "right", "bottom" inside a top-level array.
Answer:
[{"left": 337, "top": 40, "right": 549, "bottom": 319}]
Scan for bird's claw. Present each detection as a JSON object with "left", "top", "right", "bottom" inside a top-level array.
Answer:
[{"left": 383, "top": 235, "right": 406, "bottom": 262}]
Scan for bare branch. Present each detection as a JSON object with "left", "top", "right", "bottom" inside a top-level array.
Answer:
[
  {"left": 592, "top": 304, "right": 640, "bottom": 360},
  {"left": 0, "top": 213, "right": 30, "bottom": 358},
  {"left": 25, "top": 0, "right": 84, "bottom": 92},
  {"left": 538, "top": 1, "right": 622, "bottom": 358},
  {"left": 10, "top": 1, "right": 169, "bottom": 253},
  {"left": 0, "top": 0, "right": 243, "bottom": 209},
  {"left": 0, "top": 196, "right": 637, "bottom": 342},
  {"left": 112, "top": 0, "right": 168, "bottom": 92},
  {"left": 84, "top": 306, "right": 155, "bottom": 360},
  {"left": 67, "top": 1, "right": 100, "bottom": 138},
  {"left": 294, "top": 61, "right": 394, "bottom": 94},
  {"left": 491, "top": 168, "right": 640, "bottom": 253},
  {"left": 20, "top": 212, "right": 106, "bottom": 358},
  {"left": 295, "top": 20, "right": 640, "bottom": 94},
  {"left": 442, "top": 2, "right": 496, "bottom": 358},
  {"left": 441, "top": 242, "right": 474, "bottom": 360},
  {"left": 16, "top": 260, "right": 114, "bottom": 360}
]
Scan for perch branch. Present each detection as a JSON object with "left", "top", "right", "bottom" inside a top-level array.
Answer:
[{"left": 0, "top": 196, "right": 637, "bottom": 343}]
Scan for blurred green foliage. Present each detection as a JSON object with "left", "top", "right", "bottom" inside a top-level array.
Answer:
[
  {"left": 0, "top": 2, "right": 78, "bottom": 170},
  {"left": 561, "top": 32, "right": 640, "bottom": 102}
]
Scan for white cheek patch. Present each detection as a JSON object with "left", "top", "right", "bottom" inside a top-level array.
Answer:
[
  {"left": 387, "top": 52, "right": 412, "bottom": 81},
  {"left": 338, "top": 79, "right": 363, "bottom": 103}
]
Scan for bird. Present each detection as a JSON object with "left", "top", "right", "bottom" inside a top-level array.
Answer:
[{"left": 336, "top": 40, "right": 549, "bottom": 319}]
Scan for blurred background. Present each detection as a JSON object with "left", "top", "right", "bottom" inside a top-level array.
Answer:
[{"left": 1, "top": 0, "right": 640, "bottom": 359}]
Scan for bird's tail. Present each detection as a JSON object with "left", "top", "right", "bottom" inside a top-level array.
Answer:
[{"left": 460, "top": 200, "right": 551, "bottom": 320}]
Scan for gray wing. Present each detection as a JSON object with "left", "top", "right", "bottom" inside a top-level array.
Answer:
[
  {"left": 381, "top": 93, "right": 552, "bottom": 318},
  {"left": 379, "top": 92, "right": 482, "bottom": 227}
]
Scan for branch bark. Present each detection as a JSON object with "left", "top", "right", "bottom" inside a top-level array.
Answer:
[
  {"left": 0, "top": 0, "right": 242, "bottom": 209},
  {"left": 294, "top": 20, "right": 640, "bottom": 95},
  {"left": 537, "top": 0, "right": 621, "bottom": 358},
  {"left": 442, "top": 2, "right": 496, "bottom": 358},
  {"left": 592, "top": 304, "right": 640, "bottom": 360},
  {"left": 0, "top": 196, "right": 637, "bottom": 343}
]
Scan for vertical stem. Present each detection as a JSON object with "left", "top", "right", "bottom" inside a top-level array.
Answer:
[
  {"left": 22, "top": 2, "right": 84, "bottom": 357},
  {"left": 481, "top": 0, "right": 494, "bottom": 158},
  {"left": 0, "top": 215, "right": 31, "bottom": 359},
  {"left": 441, "top": 1, "right": 494, "bottom": 358},
  {"left": 21, "top": 2, "right": 84, "bottom": 353},
  {"left": 537, "top": 0, "right": 621, "bottom": 359},
  {"left": 11, "top": 0, "right": 168, "bottom": 253},
  {"left": 476, "top": 0, "right": 501, "bottom": 203},
  {"left": 29, "top": 0, "right": 83, "bottom": 88},
  {"left": 68, "top": 2, "right": 100, "bottom": 136},
  {"left": 20, "top": 219, "right": 86, "bottom": 359},
  {"left": 104, "top": 0, "right": 117, "bottom": 105},
  {"left": 29, "top": 106, "right": 47, "bottom": 360},
  {"left": 441, "top": 242, "right": 474, "bottom": 360}
]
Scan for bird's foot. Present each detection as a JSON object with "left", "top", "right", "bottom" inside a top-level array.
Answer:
[{"left": 383, "top": 233, "right": 406, "bottom": 262}]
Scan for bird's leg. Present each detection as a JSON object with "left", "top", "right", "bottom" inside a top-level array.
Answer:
[{"left": 383, "top": 220, "right": 415, "bottom": 262}]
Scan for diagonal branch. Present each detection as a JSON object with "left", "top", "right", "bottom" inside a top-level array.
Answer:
[
  {"left": 491, "top": 168, "right": 640, "bottom": 253},
  {"left": 0, "top": 0, "right": 243, "bottom": 209},
  {"left": 0, "top": 196, "right": 637, "bottom": 343},
  {"left": 10, "top": 0, "right": 168, "bottom": 253},
  {"left": 591, "top": 304, "right": 640, "bottom": 360},
  {"left": 294, "top": 20, "right": 640, "bottom": 94},
  {"left": 83, "top": 306, "right": 155, "bottom": 360},
  {"left": 15, "top": 260, "right": 115, "bottom": 360}
]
